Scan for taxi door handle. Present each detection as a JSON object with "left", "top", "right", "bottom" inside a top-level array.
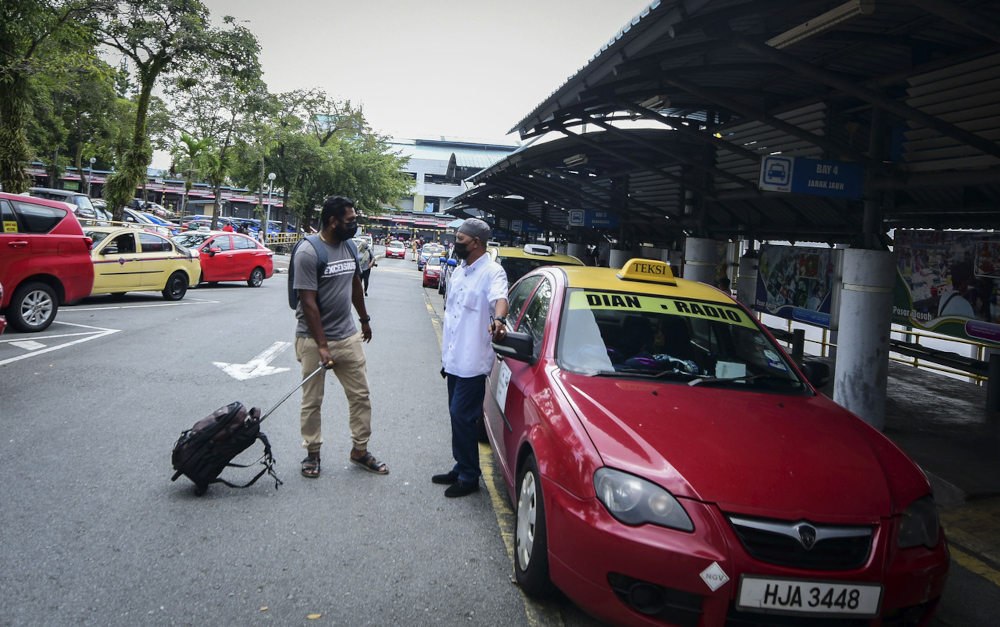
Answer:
[{"left": 7, "top": 240, "right": 28, "bottom": 248}]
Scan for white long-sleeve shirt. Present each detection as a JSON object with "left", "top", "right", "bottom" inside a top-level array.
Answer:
[{"left": 442, "top": 254, "right": 509, "bottom": 377}]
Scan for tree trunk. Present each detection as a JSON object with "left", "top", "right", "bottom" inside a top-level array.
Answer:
[
  {"left": 0, "top": 68, "right": 32, "bottom": 194},
  {"left": 104, "top": 61, "right": 159, "bottom": 220}
]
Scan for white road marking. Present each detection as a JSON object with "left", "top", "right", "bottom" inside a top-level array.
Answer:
[
  {"left": 0, "top": 321, "right": 119, "bottom": 366},
  {"left": 9, "top": 341, "right": 45, "bottom": 351},
  {"left": 214, "top": 341, "right": 292, "bottom": 380}
]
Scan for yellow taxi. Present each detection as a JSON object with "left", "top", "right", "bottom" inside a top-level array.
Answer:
[
  {"left": 487, "top": 243, "right": 584, "bottom": 285},
  {"left": 84, "top": 225, "right": 201, "bottom": 300},
  {"left": 485, "top": 258, "right": 948, "bottom": 627}
]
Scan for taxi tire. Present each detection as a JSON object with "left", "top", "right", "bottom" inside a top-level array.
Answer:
[
  {"left": 248, "top": 267, "right": 265, "bottom": 287},
  {"left": 162, "top": 272, "right": 188, "bottom": 301},
  {"left": 515, "top": 454, "right": 555, "bottom": 598},
  {"left": 8, "top": 281, "right": 58, "bottom": 333}
]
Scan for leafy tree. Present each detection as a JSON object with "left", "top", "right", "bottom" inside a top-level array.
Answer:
[
  {"left": 0, "top": 0, "right": 106, "bottom": 193},
  {"left": 171, "top": 133, "right": 211, "bottom": 215},
  {"left": 98, "top": 0, "right": 260, "bottom": 219},
  {"left": 327, "top": 131, "right": 412, "bottom": 216}
]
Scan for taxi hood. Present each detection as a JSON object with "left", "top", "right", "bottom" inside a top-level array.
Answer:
[{"left": 558, "top": 374, "right": 929, "bottom": 521}]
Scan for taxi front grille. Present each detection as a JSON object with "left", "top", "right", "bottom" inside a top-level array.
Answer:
[{"left": 728, "top": 516, "right": 874, "bottom": 571}]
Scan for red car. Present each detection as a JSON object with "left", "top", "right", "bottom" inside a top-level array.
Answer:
[
  {"left": 485, "top": 260, "right": 949, "bottom": 627},
  {"left": 386, "top": 240, "right": 406, "bottom": 259},
  {"left": 0, "top": 192, "right": 95, "bottom": 332},
  {"left": 171, "top": 231, "right": 273, "bottom": 287},
  {"left": 0, "top": 281, "right": 6, "bottom": 336},
  {"left": 422, "top": 255, "right": 443, "bottom": 288}
]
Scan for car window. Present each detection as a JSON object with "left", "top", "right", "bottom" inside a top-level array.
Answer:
[
  {"left": 109, "top": 233, "right": 136, "bottom": 254},
  {"left": 171, "top": 233, "right": 211, "bottom": 248},
  {"left": 517, "top": 278, "right": 552, "bottom": 346},
  {"left": 505, "top": 275, "right": 542, "bottom": 328},
  {"left": 497, "top": 256, "right": 577, "bottom": 285},
  {"left": 10, "top": 200, "right": 68, "bottom": 234},
  {"left": 2, "top": 200, "right": 22, "bottom": 232},
  {"left": 555, "top": 288, "right": 806, "bottom": 391},
  {"left": 139, "top": 232, "right": 172, "bottom": 253},
  {"left": 234, "top": 235, "right": 256, "bottom": 250},
  {"left": 211, "top": 236, "right": 232, "bottom": 251}
]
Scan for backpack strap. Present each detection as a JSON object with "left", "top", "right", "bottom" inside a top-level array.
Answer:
[
  {"left": 304, "top": 234, "right": 328, "bottom": 281},
  {"left": 345, "top": 238, "right": 361, "bottom": 275},
  {"left": 210, "top": 432, "right": 283, "bottom": 490}
]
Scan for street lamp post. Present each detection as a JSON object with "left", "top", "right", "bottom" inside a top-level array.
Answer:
[
  {"left": 87, "top": 157, "right": 96, "bottom": 197},
  {"left": 261, "top": 172, "right": 275, "bottom": 244}
]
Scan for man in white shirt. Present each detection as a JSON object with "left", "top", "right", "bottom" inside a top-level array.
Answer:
[{"left": 433, "top": 219, "right": 508, "bottom": 497}]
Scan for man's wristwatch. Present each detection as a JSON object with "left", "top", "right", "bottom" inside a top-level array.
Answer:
[{"left": 359, "top": 316, "right": 371, "bottom": 324}]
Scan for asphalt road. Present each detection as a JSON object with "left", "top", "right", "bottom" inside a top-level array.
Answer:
[{"left": 1, "top": 248, "right": 997, "bottom": 626}]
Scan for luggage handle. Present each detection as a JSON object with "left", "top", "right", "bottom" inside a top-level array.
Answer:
[{"left": 259, "top": 365, "right": 325, "bottom": 423}]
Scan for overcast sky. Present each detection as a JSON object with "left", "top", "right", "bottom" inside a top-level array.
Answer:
[{"left": 200, "top": 0, "right": 649, "bottom": 143}]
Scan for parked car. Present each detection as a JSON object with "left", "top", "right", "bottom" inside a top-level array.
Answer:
[
  {"left": 422, "top": 255, "right": 444, "bottom": 288},
  {"left": 171, "top": 231, "right": 273, "bottom": 287},
  {"left": 122, "top": 208, "right": 176, "bottom": 235},
  {"left": 0, "top": 281, "right": 6, "bottom": 337},
  {"left": 386, "top": 240, "right": 406, "bottom": 259},
  {"left": 487, "top": 243, "right": 584, "bottom": 285},
  {"left": 417, "top": 243, "right": 445, "bottom": 270},
  {"left": 0, "top": 192, "right": 95, "bottom": 332},
  {"left": 484, "top": 259, "right": 949, "bottom": 627},
  {"left": 29, "top": 187, "right": 98, "bottom": 220},
  {"left": 84, "top": 226, "right": 200, "bottom": 300}
]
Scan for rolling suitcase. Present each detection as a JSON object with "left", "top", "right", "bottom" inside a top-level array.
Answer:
[{"left": 171, "top": 365, "right": 325, "bottom": 495}]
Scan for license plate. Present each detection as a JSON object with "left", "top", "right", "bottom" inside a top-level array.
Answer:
[{"left": 737, "top": 576, "right": 882, "bottom": 618}]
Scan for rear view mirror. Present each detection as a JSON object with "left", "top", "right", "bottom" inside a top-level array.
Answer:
[
  {"left": 492, "top": 330, "right": 535, "bottom": 365},
  {"left": 101, "top": 245, "right": 118, "bottom": 255},
  {"left": 208, "top": 247, "right": 221, "bottom": 256},
  {"left": 801, "top": 360, "right": 831, "bottom": 388},
  {"left": 447, "top": 258, "right": 458, "bottom": 267}
]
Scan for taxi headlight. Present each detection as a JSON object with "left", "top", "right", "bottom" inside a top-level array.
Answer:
[
  {"left": 594, "top": 468, "right": 693, "bottom": 531},
  {"left": 898, "top": 495, "right": 940, "bottom": 549}
]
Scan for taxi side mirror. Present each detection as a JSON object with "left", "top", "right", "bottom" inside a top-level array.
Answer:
[
  {"left": 101, "top": 245, "right": 118, "bottom": 255},
  {"left": 492, "top": 330, "right": 535, "bottom": 365},
  {"left": 208, "top": 247, "right": 221, "bottom": 256},
  {"left": 801, "top": 360, "right": 831, "bottom": 388},
  {"left": 447, "top": 258, "right": 458, "bottom": 267}
]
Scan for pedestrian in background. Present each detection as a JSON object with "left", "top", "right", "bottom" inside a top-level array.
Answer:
[
  {"left": 292, "top": 195, "right": 387, "bottom": 478},
  {"left": 357, "top": 240, "right": 377, "bottom": 297},
  {"left": 433, "top": 218, "right": 508, "bottom": 498}
]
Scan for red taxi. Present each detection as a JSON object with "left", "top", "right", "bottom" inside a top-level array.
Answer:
[
  {"left": 171, "top": 231, "right": 273, "bottom": 287},
  {"left": 386, "top": 240, "right": 407, "bottom": 259},
  {"left": 485, "top": 259, "right": 948, "bottom": 627},
  {"left": 422, "top": 255, "right": 444, "bottom": 288}
]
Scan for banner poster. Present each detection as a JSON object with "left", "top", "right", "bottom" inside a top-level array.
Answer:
[
  {"left": 892, "top": 230, "right": 1000, "bottom": 345},
  {"left": 754, "top": 245, "right": 835, "bottom": 327}
]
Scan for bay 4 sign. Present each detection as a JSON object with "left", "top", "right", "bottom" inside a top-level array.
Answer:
[{"left": 758, "top": 156, "right": 864, "bottom": 199}]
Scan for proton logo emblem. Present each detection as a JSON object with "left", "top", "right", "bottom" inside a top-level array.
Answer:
[
  {"left": 795, "top": 523, "right": 818, "bottom": 550},
  {"left": 118, "top": 258, "right": 126, "bottom": 266}
]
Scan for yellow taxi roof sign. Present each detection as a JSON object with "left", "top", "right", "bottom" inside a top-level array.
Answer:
[{"left": 617, "top": 259, "right": 676, "bottom": 285}]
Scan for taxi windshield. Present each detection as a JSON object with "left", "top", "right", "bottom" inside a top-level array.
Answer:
[
  {"left": 171, "top": 233, "right": 212, "bottom": 248},
  {"left": 556, "top": 288, "right": 806, "bottom": 393}
]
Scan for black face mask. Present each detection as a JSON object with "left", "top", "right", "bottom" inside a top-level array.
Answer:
[
  {"left": 454, "top": 240, "right": 471, "bottom": 260},
  {"left": 335, "top": 220, "right": 358, "bottom": 241}
]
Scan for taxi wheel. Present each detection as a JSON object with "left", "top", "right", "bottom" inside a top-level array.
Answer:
[
  {"left": 247, "top": 267, "right": 265, "bottom": 287},
  {"left": 8, "top": 281, "right": 58, "bottom": 333},
  {"left": 162, "top": 272, "right": 188, "bottom": 301},
  {"left": 515, "top": 454, "right": 555, "bottom": 598}
]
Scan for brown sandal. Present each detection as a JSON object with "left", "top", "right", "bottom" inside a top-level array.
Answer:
[
  {"left": 350, "top": 452, "right": 388, "bottom": 475},
  {"left": 301, "top": 455, "right": 320, "bottom": 478}
]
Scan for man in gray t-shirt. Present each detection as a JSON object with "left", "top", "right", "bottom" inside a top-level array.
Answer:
[{"left": 293, "top": 195, "right": 387, "bottom": 478}]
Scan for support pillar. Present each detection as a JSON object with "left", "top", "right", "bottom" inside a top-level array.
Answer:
[
  {"left": 833, "top": 249, "right": 896, "bottom": 430},
  {"left": 684, "top": 237, "right": 717, "bottom": 285},
  {"left": 736, "top": 252, "right": 758, "bottom": 309},
  {"left": 567, "top": 243, "right": 587, "bottom": 262},
  {"left": 609, "top": 249, "right": 631, "bottom": 269}
]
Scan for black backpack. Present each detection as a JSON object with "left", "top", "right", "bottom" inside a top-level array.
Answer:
[
  {"left": 287, "top": 235, "right": 360, "bottom": 309},
  {"left": 171, "top": 402, "right": 281, "bottom": 496}
]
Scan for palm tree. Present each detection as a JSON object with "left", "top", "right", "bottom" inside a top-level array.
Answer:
[{"left": 172, "top": 133, "right": 211, "bottom": 215}]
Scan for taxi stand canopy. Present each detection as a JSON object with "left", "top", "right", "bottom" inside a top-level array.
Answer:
[{"left": 449, "top": 0, "right": 1000, "bottom": 250}]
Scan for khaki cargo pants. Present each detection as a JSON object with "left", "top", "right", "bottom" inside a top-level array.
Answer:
[{"left": 295, "top": 333, "right": 372, "bottom": 454}]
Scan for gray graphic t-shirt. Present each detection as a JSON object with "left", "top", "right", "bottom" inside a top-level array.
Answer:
[{"left": 293, "top": 239, "right": 359, "bottom": 341}]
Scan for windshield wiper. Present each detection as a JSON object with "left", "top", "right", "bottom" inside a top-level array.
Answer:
[
  {"left": 688, "top": 374, "right": 770, "bottom": 387},
  {"left": 595, "top": 367, "right": 700, "bottom": 381}
]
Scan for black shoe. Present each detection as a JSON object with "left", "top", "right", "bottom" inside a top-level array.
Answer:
[
  {"left": 444, "top": 480, "right": 480, "bottom": 498},
  {"left": 432, "top": 471, "right": 459, "bottom": 485}
]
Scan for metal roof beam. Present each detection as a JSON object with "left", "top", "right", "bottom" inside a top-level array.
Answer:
[
  {"left": 557, "top": 126, "right": 713, "bottom": 198},
  {"left": 665, "top": 75, "right": 883, "bottom": 169},
  {"left": 905, "top": 0, "right": 1000, "bottom": 45},
  {"left": 525, "top": 171, "right": 636, "bottom": 220},
  {"left": 538, "top": 168, "right": 668, "bottom": 220},
  {"left": 616, "top": 100, "right": 763, "bottom": 163},
  {"left": 589, "top": 119, "right": 759, "bottom": 191},
  {"left": 728, "top": 31, "right": 1000, "bottom": 162}
]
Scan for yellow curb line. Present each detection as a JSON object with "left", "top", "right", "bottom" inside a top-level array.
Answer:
[{"left": 950, "top": 546, "right": 1000, "bottom": 587}]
